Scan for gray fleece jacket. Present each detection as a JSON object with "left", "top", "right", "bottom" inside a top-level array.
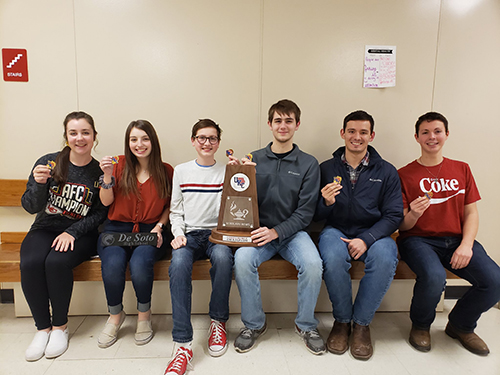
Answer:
[{"left": 251, "top": 143, "right": 320, "bottom": 241}]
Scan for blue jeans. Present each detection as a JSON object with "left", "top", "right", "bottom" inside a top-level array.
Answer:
[
  {"left": 169, "top": 230, "right": 233, "bottom": 343},
  {"left": 318, "top": 226, "right": 398, "bottom": 326},
  {"left": 399, "top": 236, "right": 500, "bottom": 332},
  {"left": 234, "top": 231, "right": 323, "bottom": 331},
  {"left": 97, "top": 221, "right": 167, "bottom": 314}
]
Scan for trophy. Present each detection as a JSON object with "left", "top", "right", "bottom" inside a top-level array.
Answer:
[{"left": 209, "top": 157, "right": 259, "bottom": 247}]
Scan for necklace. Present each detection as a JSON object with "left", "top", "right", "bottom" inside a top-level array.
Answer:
[{"left": 419, "top": 158, "right": 443, "bottom": 182}]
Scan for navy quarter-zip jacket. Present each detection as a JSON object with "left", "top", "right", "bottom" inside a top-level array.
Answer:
[{"left": 315, "top": 146, "right": 403, "bottom": 248}]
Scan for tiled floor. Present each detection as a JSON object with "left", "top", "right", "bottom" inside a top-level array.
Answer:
[{"left": 1, "top": 300, "right": 499, "bottom": 375}]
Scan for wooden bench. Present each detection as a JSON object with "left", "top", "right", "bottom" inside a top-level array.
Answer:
[
  {"left": 1, "top": 230, "right": 424, "bottom": 282},
  {"left": 0, "top": 178, "right": 460, "bottom": 285}
]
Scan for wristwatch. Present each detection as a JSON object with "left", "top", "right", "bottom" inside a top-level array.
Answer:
[{"left": 156, "top": 222, "right": 164, "bottom": 229}]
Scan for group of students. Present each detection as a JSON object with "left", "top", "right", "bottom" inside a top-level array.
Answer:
[{"left": 19, "top": 100, "right": 500, "bottom": 375}]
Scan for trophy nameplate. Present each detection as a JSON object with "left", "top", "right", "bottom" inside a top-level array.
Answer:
[{"left": 209, "top": 164, "right": 259, "bottom": 247}]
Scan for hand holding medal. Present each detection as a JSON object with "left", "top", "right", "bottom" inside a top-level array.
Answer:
[
  {"left": 408, "top": 194, "right": 432, "bottom": 219},
  {"left": 33, "top": 162, "right": 53, "bottom": 184},
  {"left": 321, "top": 176, "right": 343, "bottom": 206},
  {"left": 226, "top": 149, "right": 256, "bottom": 166},
  {"left": 99, "top": 155, "right": 118, "bottom": 177}
]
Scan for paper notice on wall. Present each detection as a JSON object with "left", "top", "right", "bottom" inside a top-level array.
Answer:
[{"left": 363, "top": 45, "right": 396, "bottom": 88}]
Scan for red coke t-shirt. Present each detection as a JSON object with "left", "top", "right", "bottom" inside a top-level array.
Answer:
[{"left": 398, "top": 158, "right": 480, "bottom": 240}]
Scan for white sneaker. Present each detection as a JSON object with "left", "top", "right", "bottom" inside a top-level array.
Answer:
[
  {"left": 45, "top": 328, "right": 69, "bottom": 359},
  {"left": 25, "top": 330, "right": 50, "bottom": 361}
]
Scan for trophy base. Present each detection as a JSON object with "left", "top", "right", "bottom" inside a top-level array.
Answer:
[{"left": 209, "top": 229, "right": 255, "bottom": 247}]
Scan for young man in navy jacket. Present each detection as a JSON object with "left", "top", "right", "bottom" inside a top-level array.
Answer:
[{"left": 315, "top": 110, "right": 403, "bottom": 360}]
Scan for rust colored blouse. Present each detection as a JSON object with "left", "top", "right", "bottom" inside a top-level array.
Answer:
[{"left": 107, "top": 156, "right": 174, "bottom": 232}]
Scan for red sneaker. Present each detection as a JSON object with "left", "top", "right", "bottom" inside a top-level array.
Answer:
[
  {"left": 208, "top": 320, "right": 228, "bottom": 357},
  {"left": 164, "top": 346, "right": 193, "bottom": 375}
]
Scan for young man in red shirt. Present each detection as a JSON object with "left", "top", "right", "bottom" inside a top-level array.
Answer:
[{"left": 398, "top": 112, "right": 500, "bottom": 355}]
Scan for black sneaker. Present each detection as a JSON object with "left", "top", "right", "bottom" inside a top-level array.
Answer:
[
  {"left": 234, "top": 323, "right": 267, "bottom": 353},
  {"left": 295, "top": 325, "right": 326, "bottom": 355}
]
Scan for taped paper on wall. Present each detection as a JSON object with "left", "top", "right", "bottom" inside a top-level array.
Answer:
[{"left": 363, "top": 45, "right": 396, "bottom": 88}]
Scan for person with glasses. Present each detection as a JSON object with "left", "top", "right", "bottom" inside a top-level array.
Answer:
[
  {"left": 165, "top": 119, "right": 233, "bottom": 375},
  {"left": 229, "top": 99, "right": 325, "bottom": 355}
]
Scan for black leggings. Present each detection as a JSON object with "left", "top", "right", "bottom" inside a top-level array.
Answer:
[{"left": 20, "top": 229, "right": 98, "bottom": 330}]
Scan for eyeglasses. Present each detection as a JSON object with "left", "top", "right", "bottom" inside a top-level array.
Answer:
[{"left": 194, "top": 135, "right": 219, "bottom": 145}]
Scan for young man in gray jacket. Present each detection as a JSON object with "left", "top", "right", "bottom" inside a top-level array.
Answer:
[{"left": 229, "top": 99, "right": 325, "bottom": 355}]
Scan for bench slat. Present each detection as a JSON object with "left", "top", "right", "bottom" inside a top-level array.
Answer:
[
  {"left": 0, "top": 179, "right": 26, "bottom": 206},
  {"left": 1, "top": 232, "right": 27, "bottom": 244},
  {"left": 2, "top": 228, "right": 460, "bottom": 284},
  {"left": 0, "top": 241, "right": 424, "bottom": 283}
]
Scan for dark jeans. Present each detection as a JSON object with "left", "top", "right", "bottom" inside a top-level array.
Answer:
[
  {"left": 169, "top": 230, "right": 233, "bottom": 343},
  {"left": 97, "top": 221, "right": 167, "bottom": 314},
  {"left": 20, "top": 229, "right": 98, "bottom": 330},
  {"left": 318, "top": 226, "right": 398, "bottom": 326},
  {"left": 399, "top": 236, "right": 500, "bottom": 332}
]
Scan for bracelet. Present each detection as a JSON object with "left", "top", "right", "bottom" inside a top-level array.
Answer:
[
  {"left": 99, "top": 175, "right": 115, "bottom": 189},
  {"left": 155, "top": 222, "right": 164, "bottom": 229}
]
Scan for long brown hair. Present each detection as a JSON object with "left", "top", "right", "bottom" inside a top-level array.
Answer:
[
  {"left": 119, "top": 120, "right": 170, "bottom": 200},
  {"left": 53, "top": 111, "right": 97, "bottom": 187}
]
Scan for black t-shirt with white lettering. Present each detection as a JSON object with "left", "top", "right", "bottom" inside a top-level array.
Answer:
[{"left": 21, "top": 152, "right": 108, "bottom": 239}]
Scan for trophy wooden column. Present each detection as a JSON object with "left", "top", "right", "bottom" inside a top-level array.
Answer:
[{"left": 209, "top": 164, "right": 259, "bottom": 246}]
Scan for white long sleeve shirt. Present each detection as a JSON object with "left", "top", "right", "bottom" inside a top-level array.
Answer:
[{"left": 169, "top": 160, "right": 225, "bottom": 238}]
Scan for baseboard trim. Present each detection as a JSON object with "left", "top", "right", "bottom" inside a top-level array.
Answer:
[
  {"left": 445, "top": 285, "right": 470, "bottom": 299},
  {"left": 0, "top": 289, "right": 14, "bottom": 304}
]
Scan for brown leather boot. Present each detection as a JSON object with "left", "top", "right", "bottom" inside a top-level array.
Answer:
[
  {"left": 327, "top": 321, "right": 351, "bottom": 354},
  {"left": 351, "top": 323, "right": 372, "bottom": 360},
  {"left": 409, "top": 326, "right": 431, "bottom": 352},
  {"left": 445, "top": 322, "right": 489, "bottom": 356}
]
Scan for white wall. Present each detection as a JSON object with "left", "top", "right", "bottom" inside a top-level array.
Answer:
[{"left": 1, "top": 0, "right": 499, "bottom": 266}]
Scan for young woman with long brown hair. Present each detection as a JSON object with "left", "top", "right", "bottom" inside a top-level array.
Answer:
[
  {"left": 97, "top": 120, "right": 173, "bottom": 348},
  {"left": 21, "top": 111, "right": 107, "bottom": 361}
]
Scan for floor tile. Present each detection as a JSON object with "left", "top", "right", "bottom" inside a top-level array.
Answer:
[{"left": 1, "top": 300, "right": 499, "bottom": 375}]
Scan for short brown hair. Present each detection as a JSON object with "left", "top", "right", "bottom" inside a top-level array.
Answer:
[
  {"left": 343, "top": 110, "right": 374, "bottom": 134},
  {"left": 191, "top": 119, "right": 222, "bottom": 140},
  {"left": 268, "top": 99, "right": 301, "bottom": 123},
  {"left": 415, "top": 112, "right": 449, "bottom": 135}
]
